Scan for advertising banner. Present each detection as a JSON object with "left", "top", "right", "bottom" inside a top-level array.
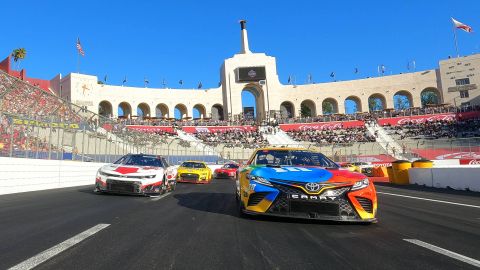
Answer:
[
  {"left": 11, "top": 117, "right": 87, "bottom": 130},
  {"left": 279, "top": 121, "right": 364, "bottom": 131},
  {"left": 182, "top": 126, "right": 257, "bottom": 133},
  {"left": 126, "top": 125, "right": 175, "bottom": 133},
  {"left": 378, "top": 113, "right": 456, "bottom": 126}
]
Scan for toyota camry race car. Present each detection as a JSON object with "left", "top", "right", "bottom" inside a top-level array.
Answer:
[
  {"left": 176, "top": 161, "right": 212, "bottom": 183},
  {"left": 214, "top": 163, "right": 239, "bottom": 179},
  {"left": 236, "top": 148, "right": 377, "bottom": 223},
  {"left": 95, "top": 154, "right": 177, "bottom": 196}
]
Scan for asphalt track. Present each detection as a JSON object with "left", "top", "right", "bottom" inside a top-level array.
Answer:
[{"left": 1, "top": 179, "right": 479, "bottom": 270}]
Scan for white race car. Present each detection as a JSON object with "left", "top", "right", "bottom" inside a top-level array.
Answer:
[{"left": 94, "top": 154, "right": 177, "bottom": 196}]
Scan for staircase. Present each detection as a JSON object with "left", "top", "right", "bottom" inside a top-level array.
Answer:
[
  {"left": 260, "top": 127, "right": 303, "bottom": 147},
  {"left": 366, "top": 123, "right": 409, "bottom": 160},
  {"left": 176, "top": 129, "right": 219, "bottom": 156}
]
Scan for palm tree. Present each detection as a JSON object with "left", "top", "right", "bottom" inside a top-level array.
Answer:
[{"left": 11, "top": 48, "right": 27, "bottom": 70}]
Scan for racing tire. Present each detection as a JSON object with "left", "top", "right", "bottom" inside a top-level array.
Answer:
[
  {"left": 170, "top": 181, "right": 176, "bottom": 192},
  {"left": 160, "top": 180, "right": 167, "bottom": 195}
]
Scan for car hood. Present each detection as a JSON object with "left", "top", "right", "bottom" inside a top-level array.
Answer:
[
  {"left": 100, "top": 164, "right": 163, "bottom": 176},
  {"left": 250, "top": 166, "right": 364, "bottom": 183},
  {"left": 215, "top": 168, "right": 236, "bottom": 172},
  {"left": 178, "top": 167, "right": 208, "bottom": 172}
]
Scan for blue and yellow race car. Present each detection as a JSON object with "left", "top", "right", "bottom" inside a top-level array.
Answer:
[{"left": 236, "top": 148, "right": 377, "bottom": 223}]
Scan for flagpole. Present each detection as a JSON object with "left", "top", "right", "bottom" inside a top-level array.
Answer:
[
  {"left": 452, "top": 22, "right": 460, "bottom": 58},
  {"left": 77, "top": 51, "right": 80, "bottom": 73}
]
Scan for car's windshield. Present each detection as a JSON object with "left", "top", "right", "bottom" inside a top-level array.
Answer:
[
  {"left": 181, "top": 162, "right": 206, "bottom": 168},
  {"left": 252, "top": 150, "right": 338, "bottom": 168},
  {"left": 223, "top": 164, "right": 239, "bottom": 169},
  {"left": 114, "top": 155, "right": 165, "bottom": 167}
]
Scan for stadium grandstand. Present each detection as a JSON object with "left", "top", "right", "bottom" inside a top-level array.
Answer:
[{"left": 1, "top": 21, "right": 480, "bottom": 166}]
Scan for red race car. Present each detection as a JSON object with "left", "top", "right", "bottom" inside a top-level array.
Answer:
[{"left": 214, "top": 163, "right": 239, "bottom": 179}]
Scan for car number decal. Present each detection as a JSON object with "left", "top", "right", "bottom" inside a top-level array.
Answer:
[{"left": 271, "top": 167, "right": 312, "bottom": 173}]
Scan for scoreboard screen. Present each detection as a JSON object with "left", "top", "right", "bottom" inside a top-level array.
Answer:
[{"left": 237, "top": 67, "right": 266, "bottom": 82}]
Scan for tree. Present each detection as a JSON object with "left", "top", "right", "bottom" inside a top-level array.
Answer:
[
  {"left": 394, "top": 95, "right": 410, "bottom": 110},
  {"left": 421, "top": 91, "right": 439, "bottom": 107},
  {"left": 369, "top": 97, "right": 383, "bottom": 112},
  {"left": 11, "top": 48, "right": 27, "bottom": 70},
  {"left": 301, "top": 103, "right": 312, "bottom": 117},
  {"left": 322, "top": 101, "right": 334, "bottom": 115}
]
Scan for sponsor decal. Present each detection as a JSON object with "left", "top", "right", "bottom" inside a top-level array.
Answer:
[
  {"left": 372, "top": 162, "right": 392, "bottom": 167},
  {"left": 114, "top": 167, "right": 139, "bottom": 174},
  {"left": 289, "top": 194, "right": 336, "bottom": 201}
]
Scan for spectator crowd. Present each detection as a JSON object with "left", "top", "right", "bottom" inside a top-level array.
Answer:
[{"left": 287, "top": 127, "right": 376, "bottom": 145}]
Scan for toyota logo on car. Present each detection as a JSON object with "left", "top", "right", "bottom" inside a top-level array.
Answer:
[{"left": 305, "top": 182, "right": 321, "bottom": 192}]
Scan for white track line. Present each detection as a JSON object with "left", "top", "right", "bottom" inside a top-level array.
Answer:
[
  {"left": 377, "top": 192, "right": 480, "bottom": 209},
  {"left": 150, "top": 192, "right": 171, "bottom": 201},
  {"left": 8, "top": 223, "right": 110, "bottom": 270},
  {"left": 404, "top": 239, "right": 480, "bottom": 268}
]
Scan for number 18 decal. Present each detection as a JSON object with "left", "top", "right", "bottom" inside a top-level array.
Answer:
[{"left": 271, "top": 167, "right": 312, "bottom": 173}]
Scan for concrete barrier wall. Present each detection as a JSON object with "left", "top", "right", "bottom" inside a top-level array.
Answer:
[
  {"left": 0, "top": 157, "right": 106, "bottom": 195},
  {"left": 409, "top": 167, "right": 480, "bottom": 192},
  {"left": 0, "top": 158, "right": 227, "bottom": 195}
]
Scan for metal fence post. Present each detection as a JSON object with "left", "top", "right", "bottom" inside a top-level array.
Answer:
[
  {"left": 47, "top": 119, "right": 53, "bottom": 160},
  {"left": 81, "top": 126, "right": 86, "bottom": 162},
  {"left": 8, "top": 121, "right": 14, "bottom": 157}
]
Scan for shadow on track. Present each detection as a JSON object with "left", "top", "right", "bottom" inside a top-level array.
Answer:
[{"left": 173, "top": 192, "right": 374, "bottom": 226}]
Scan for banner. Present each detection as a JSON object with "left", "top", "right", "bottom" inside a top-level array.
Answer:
[
  {"left": 182, "top": 126, "right": 257, "bottom": 133},
  {"left": 411, "top": 149, "right": 480, "bottom": 160},
  {"left": 126, "top": 125, "right": 175, "bottom": 133},
  {"left": 378, "top": 113, "right": 456, "bottom": 126},
  {"left": 459, "top": 159, "right": 480, "bottom": 165},
  {"left": 279, "top": 121, "right": 364, "bottom": 131},
  {"left": 456, "top": 110, "right": 480, "bottom": 120},
  {"left": 12, "top": 118, "right": 85, "bottom": 130}
]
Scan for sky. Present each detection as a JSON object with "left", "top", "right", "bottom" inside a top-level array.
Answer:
[{"left": 2, "top": 0, "right": 480, "bottom": 117}]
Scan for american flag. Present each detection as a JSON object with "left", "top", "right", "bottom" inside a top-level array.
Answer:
[{"left": 76, "top": 37, "right": 85, "bottom": 56}]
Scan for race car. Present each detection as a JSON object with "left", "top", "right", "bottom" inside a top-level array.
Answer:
[
  {"left": 94, "top": 154, "right": 177, "bottom": 196},
  {"left": 351, "top": 162, "right": 374, "bottom": 176},
  {"left": 339, "top": 163, "right": 361, "bottom": 173},
  {"left": 176, "top": 161, "right": 212, "bottom": 184},
  {"left": 236, "top": 148, "right": 377, "bottom": 223},
  {"left": 214, "top": 163, "right": 239, "bottom": 179}
]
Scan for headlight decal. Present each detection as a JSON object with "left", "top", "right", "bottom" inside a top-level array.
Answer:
[
  {"left": 351, "top": 179, "right": 370, "bottom": 191},
  {"left": 248, "top": 174, "right": 273, "bottom": 187}
]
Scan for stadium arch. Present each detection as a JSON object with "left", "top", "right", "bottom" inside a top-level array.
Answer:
[
  {"left": 368, "top": 93, "right": 387, "bottom": 112},
  {"left": 421, "top": 87, "right": 442, "bottom": 107},
  {"left": 344, "top": 96, "right": 362, "bottom": 114},
  {"left": 193, "top": 104, "right": 207, "bottom": 119},
  {"left": 393, "top": 90, "right": 413, "bottom": 110},
  {"left": 322, "top": 98, "right": 338, "bottom": 115},
  {"left": 241, "top": 85, "right": 265, "bottom": 120},
  {"left": 118, "top": 102, "right": 132, "bottom": 118},
  {"left": 174, "top": 103, "right": 188, "bottom": 119},
  {"left": 280, "top": 101, "right": 295, "bottom": 118},
  {"left": 300, "top": 99, "right": 317, "bottom": 117},
  {"left": 137, "top": 103, "right": 150, "bottom": 117},
  {"left": 155, "top": 103, "right": 169, "bottom": 118},
  {"left": 211, "top": 104, "right": 224, "bottom": 120},
  {"left": 98, "top": 100, "right": 113, "bottom": 117}
]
